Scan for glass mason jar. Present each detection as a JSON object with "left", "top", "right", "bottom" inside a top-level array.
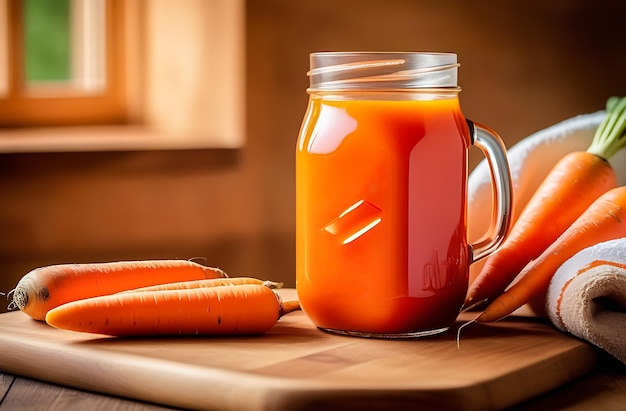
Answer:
[{"left": 295, "top": 52, "right": 513, "bottom": 338}]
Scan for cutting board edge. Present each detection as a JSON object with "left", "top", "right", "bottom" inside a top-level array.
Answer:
[
  {"left": 469, "top": 342, "right": 598, "bottom": 410},
  {"left": 0, "top": 330, "right": 304, "bottom": 411}
]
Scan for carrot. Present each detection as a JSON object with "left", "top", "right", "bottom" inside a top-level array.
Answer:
[
  {"left": 465, "top": 96, "right": 626, "bottom": 308},
  {"left": 120, "top": 277, "right": 283, "bottom": 293},
  {"left": 10, "top": 260, "right": 227, "bottom": 321},
  {"left": 476, "top": 185, "right": 626, "bottom": 323},
  {"left": 45, "top": 284, "right": 301, "bottom": 336}
]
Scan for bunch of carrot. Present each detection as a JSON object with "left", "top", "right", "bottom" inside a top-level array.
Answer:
[
  {"left": 9, "top": 259, "right": 300, "bottom": 337},
  {"left": 466, "top": 96, "right": 626, "bottom": 323}
]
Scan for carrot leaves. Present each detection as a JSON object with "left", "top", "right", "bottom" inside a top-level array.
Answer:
[{"left": 588, "top": 96, "right": 626, "bottom": 160}]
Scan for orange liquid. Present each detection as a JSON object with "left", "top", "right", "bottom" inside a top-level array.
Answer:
[{"left": 296, "top": 97, "right": 471, "bottom": 335}]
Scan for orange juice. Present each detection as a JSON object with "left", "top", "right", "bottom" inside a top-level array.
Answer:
[{"left": 296, "top": 96, "right": 471, "bottom": 335}]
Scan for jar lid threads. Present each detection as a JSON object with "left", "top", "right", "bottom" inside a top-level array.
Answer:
[{"left": 308, "top": 52, "right": 460, "bottom": 92}]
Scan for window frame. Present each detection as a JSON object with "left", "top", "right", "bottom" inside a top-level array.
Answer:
[{"left": 0, "top": 0, "right": 127, "bottom": 127}]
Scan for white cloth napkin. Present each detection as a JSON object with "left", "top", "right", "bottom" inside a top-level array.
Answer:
[{"left": 468, "top": 111, "right": 626, "bottom": 363}]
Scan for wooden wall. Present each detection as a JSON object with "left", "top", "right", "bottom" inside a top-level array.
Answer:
[{"left": 2, "top": 0, "right": 626, "bottom": 311}]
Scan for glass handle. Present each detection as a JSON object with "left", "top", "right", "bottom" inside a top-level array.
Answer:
[{"left": 467, "top": 119, "right": 514, "bottom": 263}]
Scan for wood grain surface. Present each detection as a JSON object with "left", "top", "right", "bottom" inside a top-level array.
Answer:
[{"left": 0, "top": 289, "right": 597, "bottom": 411}]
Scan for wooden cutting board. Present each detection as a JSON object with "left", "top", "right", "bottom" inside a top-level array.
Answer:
[{"left": 0, "top": 289, "right": 596, "bottom": 411}]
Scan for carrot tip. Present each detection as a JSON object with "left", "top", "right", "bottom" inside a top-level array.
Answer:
[
  {"left": 475, "top": 311, "right": 489, "bottom": 323},
  {"left": 280, "top": 300, "right": 301, "bottom": 316}
]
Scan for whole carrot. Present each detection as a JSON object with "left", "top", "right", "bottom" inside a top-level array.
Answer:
[
  {"left": 465, "top": 96, "right": 626, "bottom": 308},
  {"left": 476, "top": 185, "right": 626, "bottom": 323},
  {"left": 45, "top": 284, "right": 301, "bottom": 336},
  {"left": 11, "top": 260, "right": 227, "bottom": 321}
]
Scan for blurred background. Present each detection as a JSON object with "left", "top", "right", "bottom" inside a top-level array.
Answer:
[{"left": 2, "top": 0, "right": 626, "bottom": 311}]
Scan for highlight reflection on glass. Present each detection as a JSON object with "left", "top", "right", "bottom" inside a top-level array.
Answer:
[{"left": 323, "top": 200, "right": 383, "bottom": 245}]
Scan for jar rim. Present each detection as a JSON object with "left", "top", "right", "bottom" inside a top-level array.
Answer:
[{"left": 308, "top": 52, "right": 460, "bottom": 92}]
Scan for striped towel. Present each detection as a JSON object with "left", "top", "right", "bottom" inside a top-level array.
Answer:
[{"left": 546, "top": 238, "right": 626, "bottom": 364}]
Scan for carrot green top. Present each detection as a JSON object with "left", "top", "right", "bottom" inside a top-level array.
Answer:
[{"left": 587, "top": 96, "right": 626, "bottom": 160}]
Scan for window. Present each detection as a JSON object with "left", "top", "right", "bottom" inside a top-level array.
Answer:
[
  {"left": 0, "top": 0, "right": 245, "bottom": 151},
  {"left": 23, "top": 0, "right": 106, "bottom": 93}
]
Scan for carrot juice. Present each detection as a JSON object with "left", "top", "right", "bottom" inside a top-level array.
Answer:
[
  {"left": 296, "top": 96, "right": 470, "bottom": 336},
  {"left": 296, "top": 52, "right": 513, "bottom": 337}
]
